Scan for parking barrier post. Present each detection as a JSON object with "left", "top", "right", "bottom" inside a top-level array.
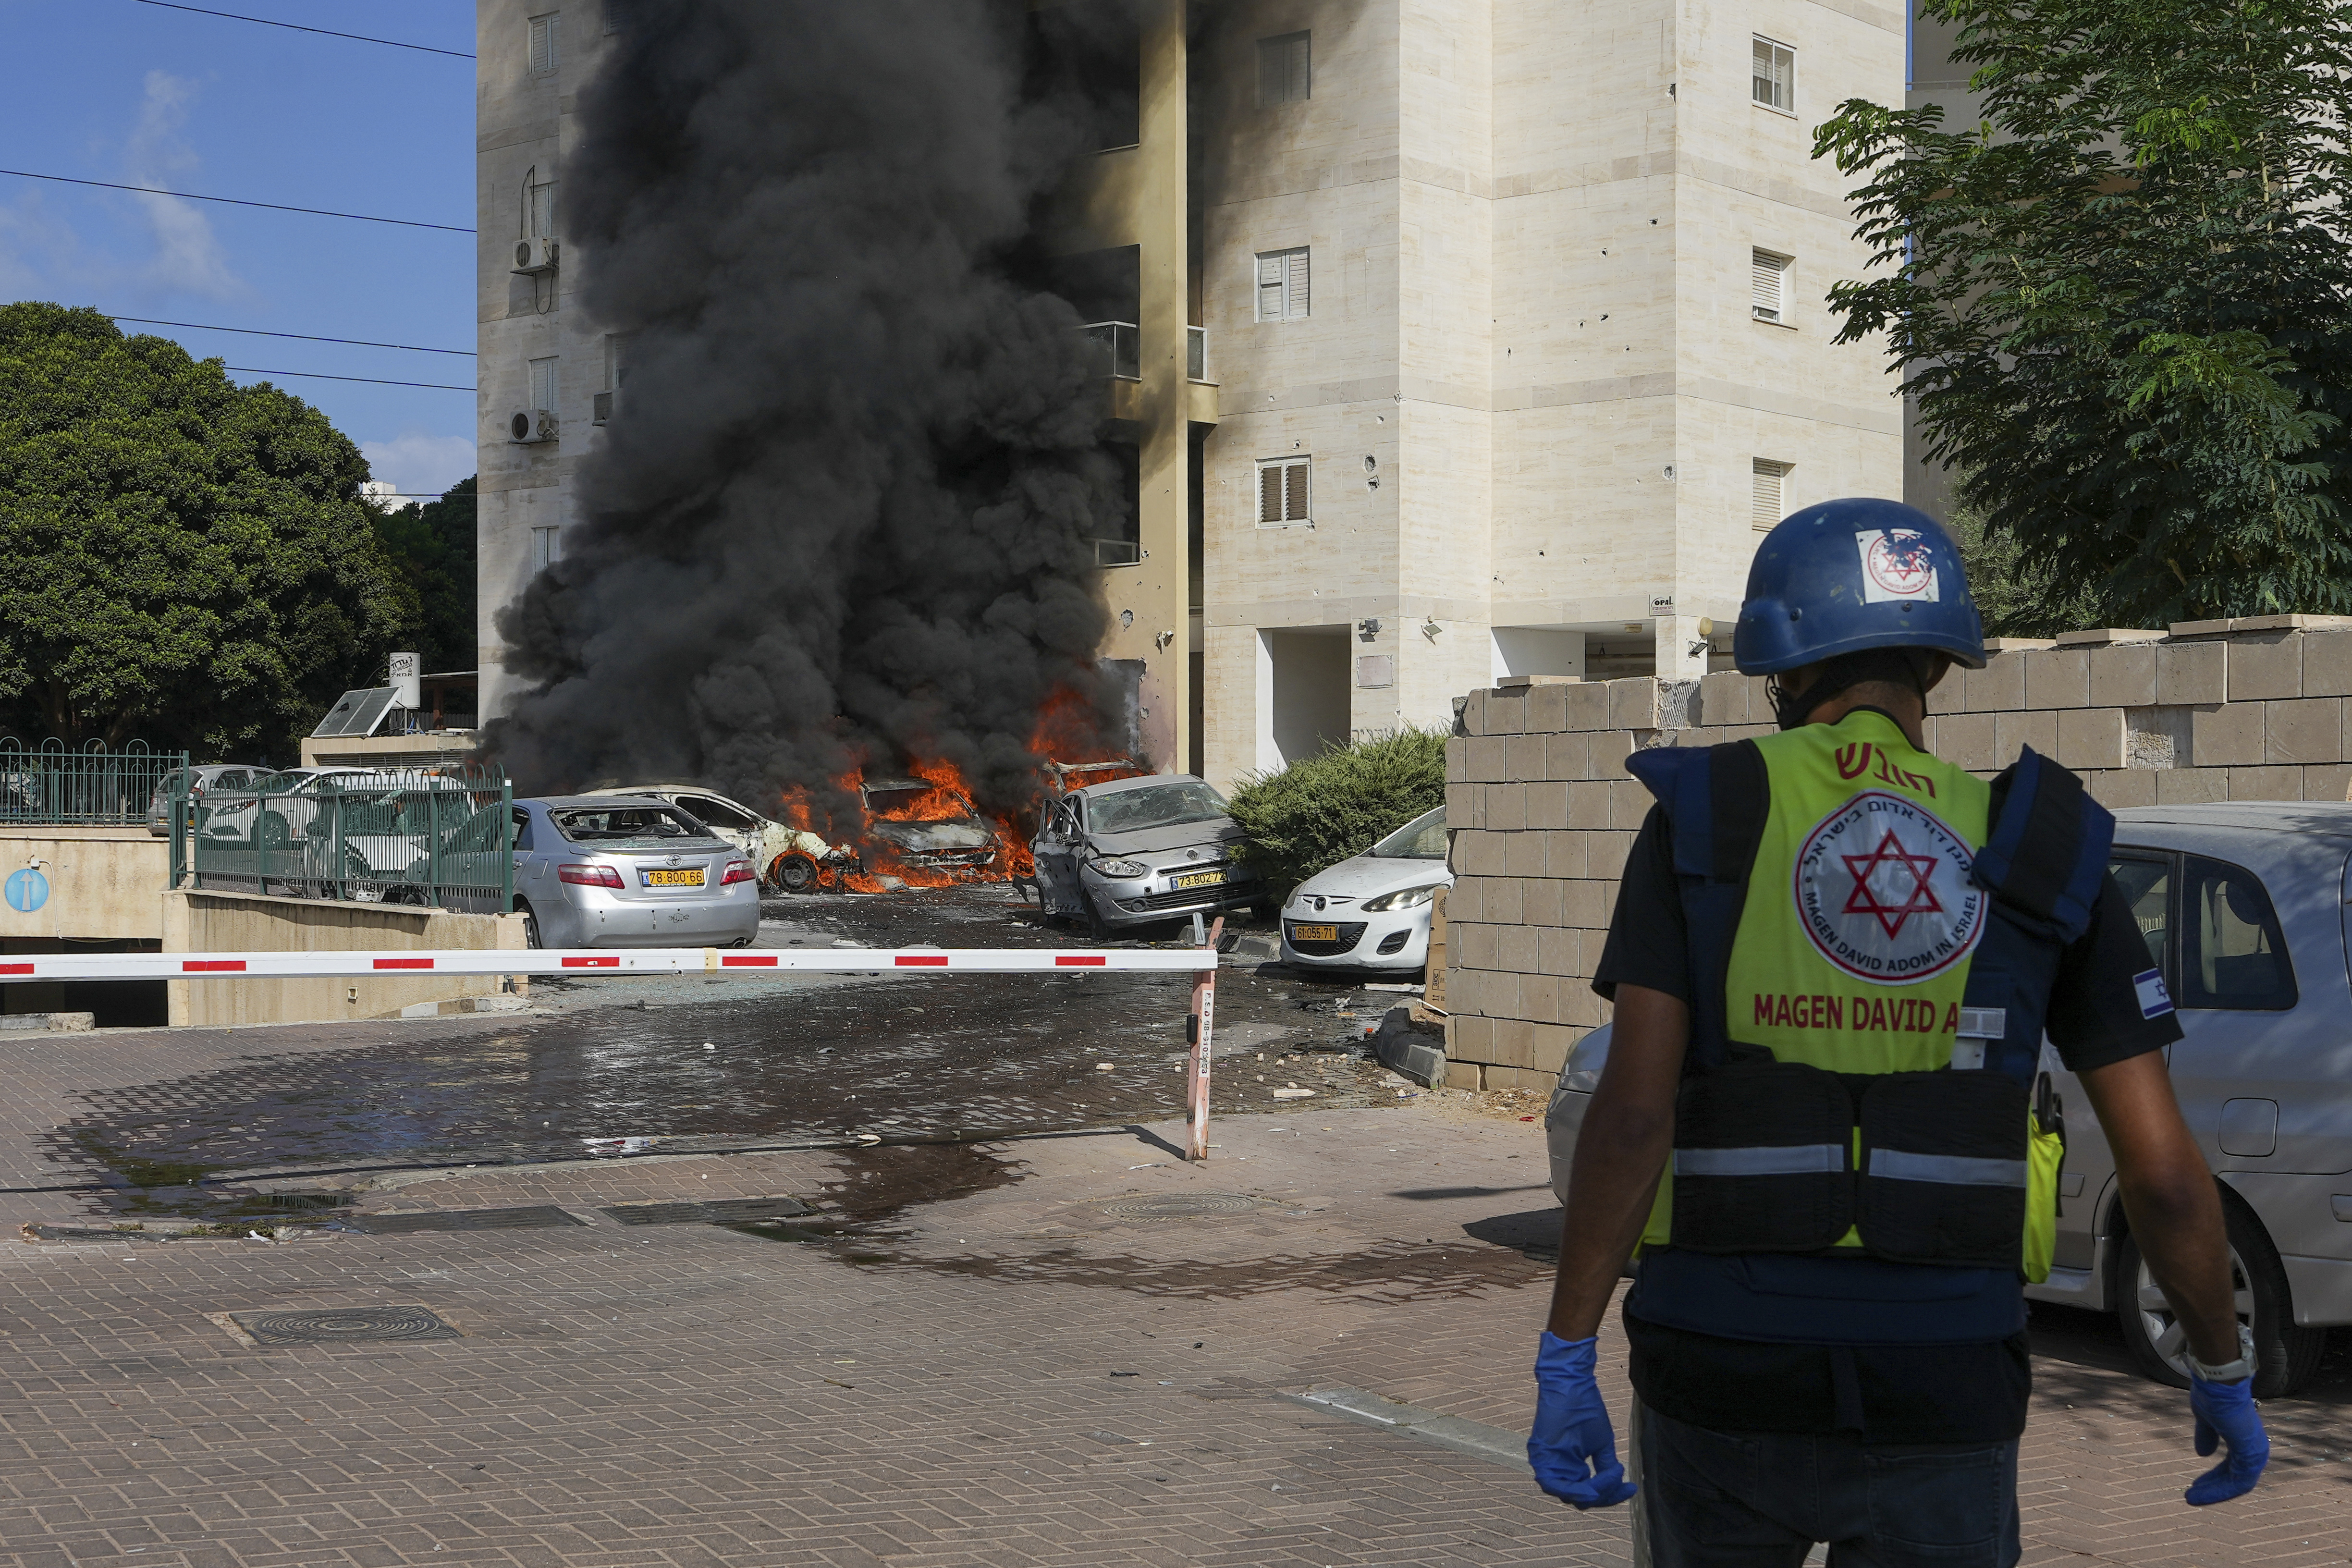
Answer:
[{"left": 1185, "top": 916, "right": 1224, "bottom": 1161}]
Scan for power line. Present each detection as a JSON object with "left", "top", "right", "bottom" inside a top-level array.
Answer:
[
  {"left": 227, "top": 368, "right": 475, "bottom": 392},
  {"left": 128, "top": 1, "right": 473, "bottom": 59},
  {"left": 0, "top": 170, "right": 473, "bottom": 233},
  {"left": 108, "top": 316, "right": 474, "bottom": 357}
]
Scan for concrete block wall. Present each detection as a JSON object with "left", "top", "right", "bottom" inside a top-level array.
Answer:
[{"left": 1440, "top": 617, "right": 2352, "bottom": 1091}]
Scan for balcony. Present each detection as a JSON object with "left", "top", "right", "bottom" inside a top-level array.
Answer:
[
  {"left": 1076, "top": 322, "right": 1213, "bottom": 384},
  {"left": 1078, "top": 321, "right": 1140, "bottom": 380}
]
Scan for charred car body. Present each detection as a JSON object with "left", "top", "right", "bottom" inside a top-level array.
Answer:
[
  {"left": 580, "top": 784, "right": 856, "bottom": 893},
  {"left": 1030, "top": 773, "right": 1262, "bottom": 932},
  {"left": 858, "top": 777, "right": 1001, "bottom": 877}
]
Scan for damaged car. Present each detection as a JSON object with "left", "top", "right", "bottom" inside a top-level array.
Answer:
[
  {"left": 580, "top": 784, "right": 858, "bottom": 894},
  {"left": 858, "top": 776, "right": 1001, "bottom": 877},
  {"left": 1030, "top": 772, "right": 1263, "bottom": 934},
  {"left": 1280, "top": 805, "right": 1452, "bottom": 972}
]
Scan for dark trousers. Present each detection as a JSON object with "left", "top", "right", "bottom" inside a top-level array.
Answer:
[{"left": 1639, "top": 1407, "right": 2021, "bottom": 1568}]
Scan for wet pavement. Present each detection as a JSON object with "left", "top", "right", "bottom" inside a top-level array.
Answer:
[{"left": 30, "top": 885, "right": 1427, "bottom": 1217}]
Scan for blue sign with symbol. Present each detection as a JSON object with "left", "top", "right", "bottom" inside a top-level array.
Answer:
[{"left": 4, "top": 869, "right": 49, "bottom": 914}]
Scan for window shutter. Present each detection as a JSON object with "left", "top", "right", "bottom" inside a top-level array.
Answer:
[
  {"left": 1752, "top": 38, "right": 1792, "bottom": 110},
  {"left": 1752, "top": 460, "right": 1787, "bottom": 529},
  {"left": 1751, "top": 251, "right": 1783, "bottom": 321},
  {"left": 530, "top": 13, "right": 559, "bottom": 73},
  {"left": 1260, "top": 464, "right": 1282, "bottom": 523},
  {"left": 1258, "top": 33, "right": 1311, "bottom": 105},
  {"left": 531, "top": 356, "right": 559, "bottom": 412},
  {"left": 1286, "top": 250, "right": 1310, "bottom": 319},
  {"left": 529, "top": 181, "right": 557, "bottom": 238},
  {"left": 1259, "top": 254, "right": 1285, "bottom": 320},
  {"left": 1284, "top": 459, "right": 1309, "bottom": 521}
]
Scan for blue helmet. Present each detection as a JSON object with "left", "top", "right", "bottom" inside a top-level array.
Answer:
[{"left": 1733, "top": 497, "right": 1985, "bottom": 675}]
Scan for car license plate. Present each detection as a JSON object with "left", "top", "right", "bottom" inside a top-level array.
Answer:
[
  {"left": 1172, "top": 870, "right": 1225, "bottom": 890},
  {"left": 644, "top": 868, "right": 704, "bottom": 888},
  {"left": 1291, "top": 923, "right": 1338, "bottom": 942}
]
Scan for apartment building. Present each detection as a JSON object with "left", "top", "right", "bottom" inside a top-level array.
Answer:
[{"left": 476, "top": 0, "right": 1906, "bottom": 786}]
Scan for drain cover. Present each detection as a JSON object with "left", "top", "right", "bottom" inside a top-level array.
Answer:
[
  {"left": 229, "top": 1306, "right": 459, "bottom": 1345},
  {"left": 601, "top": 1197, "right": 812, "bottom": 1226},
  {"left": 1100, "top": 1193, "right": 1267, "bottom": 1220},
  {"left": 350, "top": 1205, "right": 587, "bottom": 1235}
]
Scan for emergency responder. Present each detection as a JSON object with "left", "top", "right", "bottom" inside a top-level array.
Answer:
[{"left": 1528, "top": 499, "right": 2268, "bottom": 1564}]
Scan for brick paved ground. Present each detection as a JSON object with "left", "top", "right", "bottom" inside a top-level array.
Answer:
[{"left": 0, "top": 1086, "right": 2342, "bottom": 1565}]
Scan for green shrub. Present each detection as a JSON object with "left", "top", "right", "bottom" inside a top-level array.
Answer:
[{"left": 1225, "top": 727, "right": 1448, "bottom": 896}]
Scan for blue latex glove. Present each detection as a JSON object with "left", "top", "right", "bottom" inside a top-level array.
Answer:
[
  {"left": 1529, "top": 1331, "right": 1638, "bottom": 1509},
  {"left": 2184, "top": 1374, "right": 2268, "bottom": 1506}
]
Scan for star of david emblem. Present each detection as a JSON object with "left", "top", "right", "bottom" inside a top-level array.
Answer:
[{"left": 1840, "top": 829, "right": 1943, "bottom": 939}]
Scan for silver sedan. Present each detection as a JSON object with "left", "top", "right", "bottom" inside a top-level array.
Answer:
[{"left": 511, "top": 796, "right": 759, "bottom": 949}]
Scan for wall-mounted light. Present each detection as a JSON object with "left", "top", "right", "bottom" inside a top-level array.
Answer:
[
  {"left": 1421, "top": 615, "right": 1442, "bottom": 641},
  {"left": 1358, "top": 617, "right": 1381, "bottom": 640}
]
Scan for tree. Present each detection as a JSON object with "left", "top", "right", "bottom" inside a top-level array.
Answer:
[
  {"left": 1815, "top": 0, "right": 2352, "bottom": 628},
  {"left": 370, "top": 477, "right": 477, "bottom": 678},
  {"left": 0, "top": 302, "right": 418, "bottom": 760}
]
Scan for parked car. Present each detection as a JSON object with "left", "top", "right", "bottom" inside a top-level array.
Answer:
[
  {"left": 1544, "top": 801, "right": 2352, "bottom": 1398},
  {"left": 1030, "top": 772, "right": 1262, "bottom": 933},
  {"left": 579, "top": 784, "right": 857, "bottom": 893},
  {"left": 509, "top": 796, "right": 759, "bottom": 949},
  {"left": 147, "top": 763, "right": 266, "bottom": 837},
  {"left": 859, "top": 776, "right": 1002, "bottom": 877},
  {"left": 197, "top": 767, "right": 387, "bottom": 849},
  {"left": 1279, "top": 806, "right": 1453, "bottom": 971}
]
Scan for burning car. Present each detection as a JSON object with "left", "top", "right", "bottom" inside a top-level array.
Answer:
[
  {"left": 578, "top": 784, "right": 858, "bottom": 894},
  {"left": 1029, "top": 772, "right": 1263, "bottom": 934},
  {"left": 858, "top": 775, "right": 1002, "bottom": 877}
]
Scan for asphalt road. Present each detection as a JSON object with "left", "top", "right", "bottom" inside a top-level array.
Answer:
[{"left": 46, "top": 884, "right": 1426, "bottom": 1215}]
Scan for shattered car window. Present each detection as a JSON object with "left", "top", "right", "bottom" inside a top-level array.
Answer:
[
  {"left": 1368, "top": 806, "right": 1447, "bottom": 859},
  {"left": 1086, "top": 782, "right": 1229, "bottom": 834},
  {"left": 551, "top": 806, "right": 705, "bottom": 841}
]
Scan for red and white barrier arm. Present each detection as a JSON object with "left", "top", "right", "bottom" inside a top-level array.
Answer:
[{"left": 0, "top": 948, "right": 1221, "bottom": 982}]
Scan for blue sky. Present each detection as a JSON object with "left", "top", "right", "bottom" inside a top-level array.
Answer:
[{"left": 0, "top": 0, "right": 476, "bottom": 499}]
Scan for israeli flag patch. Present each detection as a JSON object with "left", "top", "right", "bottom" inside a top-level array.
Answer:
[{"left": 2133, "top": 968, "right": 2175, "bottom": 1020}]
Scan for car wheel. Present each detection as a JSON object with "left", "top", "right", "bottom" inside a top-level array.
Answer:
[
  {"left": 2115, "top": 1196, "right": 2325, "bottom": 1398},
  {"left": 772, "top": 853, "right": 820, "bottom": 894},
  {"left": 518, "top": 902, "right": 544, "bottom": 949}
]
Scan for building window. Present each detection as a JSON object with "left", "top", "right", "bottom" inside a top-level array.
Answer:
[
  {"left": 1259, "top": 456, "right": 1311, "bottom": 525},
  {"left": 1752, "top": 249, "right": 1790, "bottom": 323},
  {"left": 1752, "top": 459, "right": 1791, "bottom": 529},
  {"left": 1257, "top": 247, "right": 1310, "bottom": 322},
  {"left": 531, "top": 527, "right": 563, "bottom": 575},
  {"left": 527, "top": 176, "right": 557, "bottom": 239},
  {"left": 1752, "top": 36, "right": 1794, "bottom": 112},
  {"left": 529, "top": 12, "right": 561, "bottom": 74},
  {"left": 529, "top": 356, "right": 559, "bottom": 413},
  {"left": 602, "top": 0, "right": 632, "bottom": 35},
  {"left": 1259, "top": 32, "right": 1311, "bottom": 105}
]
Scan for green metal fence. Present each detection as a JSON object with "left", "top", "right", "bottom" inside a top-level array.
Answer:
[
  {"left": 0, "top": 740, "right": 188, "bottom": 825},
  {"left": 172, "top": 765, "right": 514, "bottom": 913}
]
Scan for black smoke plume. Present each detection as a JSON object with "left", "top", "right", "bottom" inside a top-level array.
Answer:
[{"left": 487, "top": 0, "right": 1133, "bottom": 827}]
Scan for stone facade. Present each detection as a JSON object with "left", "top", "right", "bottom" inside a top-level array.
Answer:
[{"left": 1440, "top": 617, "right": 2352, "bottom": 1090}]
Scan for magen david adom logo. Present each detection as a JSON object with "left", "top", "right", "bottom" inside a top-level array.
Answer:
[
  {"left": 1856, "top": 528, "right": 1940, "bottom": 604},
  {"left": 1793, "top": 792, "right": 1983, "bottom": 983}
]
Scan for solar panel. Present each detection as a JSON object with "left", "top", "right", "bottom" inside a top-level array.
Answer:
[{"left": 312, "top": 687, "right": 399, "bottom": 738}]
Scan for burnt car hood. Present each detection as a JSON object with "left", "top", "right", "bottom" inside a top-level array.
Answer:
[
  {"left": 1084, "top": 817, "right": 1248, "bottom": 858},
  {"left": 871, "top": 818, "right": 995, "bottom": 852}
]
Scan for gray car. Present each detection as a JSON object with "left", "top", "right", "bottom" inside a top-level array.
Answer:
[
  {"left": 1545, "top": 801, "right": 2352, "bottom": 1398},
  {"left": 510, "top": 796, "right": 760, "bottom": 949},
  {"left": 1029, "top": 773, "right": 1262, "bottom": 933},
  {"left": 147, "top": 763, "right": 266, "bottom": 837}
]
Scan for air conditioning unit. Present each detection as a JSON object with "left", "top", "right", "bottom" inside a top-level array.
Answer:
[
  {"left": 509, "top": 409, "right": 558, "bottom": 444},
  {"left": 512, "top": 236, "right": 560, "bottom": 274},
  {"left": 591, "top": 391, "right": 612, "bottom": 426}
]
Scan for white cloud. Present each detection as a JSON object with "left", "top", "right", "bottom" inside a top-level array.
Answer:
[
  {"left": 125, "top": 71, "right": 239, "bottom": 299},
  {"left": 361, "top": 432, "right": 477, "bottom": 501}
]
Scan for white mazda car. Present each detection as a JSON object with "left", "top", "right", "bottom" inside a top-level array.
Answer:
[{"left": 1279, "top": 806, "right": 1452, "bottom": 972}]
